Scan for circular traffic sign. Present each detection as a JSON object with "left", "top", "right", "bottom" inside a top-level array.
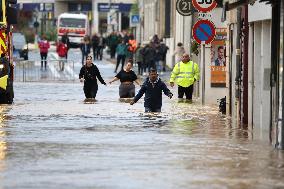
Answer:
[
  {"left": 192, "top": 0, "right": 217, "bottom": 12},
  {"left": 192, "top": 20, "right": 215, "bottom": 44},
  {"left": 176, "top": 0, "right": 192, "bottom": 16}
]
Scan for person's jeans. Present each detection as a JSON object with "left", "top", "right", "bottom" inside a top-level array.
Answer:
[
  {"left": 155, "top": 60, "right": 162, "bottom": 72},
  {"left": 145, "top": 107, "right": 161, "bottom": 112},
  {"left": 115, "top": 54, "right": 126, "bottom": 72}
]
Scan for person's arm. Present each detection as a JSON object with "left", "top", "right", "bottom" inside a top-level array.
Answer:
[
  {"left": 130, "top": 84, "right": 147, "bottom": 105},
  {"left": 194, "top": 63, "right": 200, "bottom": 82},
  {"left": 94, "top": 66, "right": 106, "bottom": 85},
  {"left": 132, "top": 72, "right": 140, "bottom": 85},
  {"left": 79, "top": 67, "right": 85, "bottom": 82},
  {"left": 134, "top": 79, "right": 140, "bottom": 86},
  {"left": 169, "top": 63, "right": 179, "bottom": 87},
  {"left": 109, "top": 77, "right": 119, "bottom": 84},
  {"left": 162, "top": 82, "right": 173, "bottom": 98}
]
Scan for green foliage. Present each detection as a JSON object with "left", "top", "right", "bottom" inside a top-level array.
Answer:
[
  {"left": 191, "top": 40, "right": 200, "bottom": 56},
  {"left": 130, "top": 0, "right": 139, "bottom": 14},
  {"left": 45, "top": 28, "right": 57, "bottom": 41},
  {"left": 23, "top": 29, "right": 35, "bottom": 43}
]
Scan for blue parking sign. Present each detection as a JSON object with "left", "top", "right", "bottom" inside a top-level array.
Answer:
[{"left": 131, "top": 15, "right": 140, "bottom": 24}]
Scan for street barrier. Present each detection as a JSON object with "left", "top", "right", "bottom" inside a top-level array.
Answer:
[{"left": 13, "top": 59, "right": 77, "bottom": 82}]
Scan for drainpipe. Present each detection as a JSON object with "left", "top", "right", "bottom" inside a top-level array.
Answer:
[{"left": 235, "top": 7, "right": 242, "bottom": 122}]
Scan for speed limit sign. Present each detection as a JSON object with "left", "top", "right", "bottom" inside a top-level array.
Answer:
[
  {"left": 176, "top": 0, "right": 192, "bottom": 16},
  {"left": 192, "top": 0, "right": 217, "bottom": 12}
]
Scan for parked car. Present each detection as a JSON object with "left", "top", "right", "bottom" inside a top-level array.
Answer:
[{"left": 12, "top": 32, "right": 28, "bottom": 60}]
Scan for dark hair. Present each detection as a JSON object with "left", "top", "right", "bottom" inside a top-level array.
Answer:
[
  {"left": 218, "top": 46, "right": 224, "bottom": 51},
  {"left": 86, "top": 55, "right": 93, "bottom": 60},
  {"left": 149, "top": 68, "right": 157, "bottom": 73},
  {"left": 127, "top": 58, "right": 133, "bottom": 64},
  {"left": 177, "top": 42, "right": 183, "bottom": 47}
]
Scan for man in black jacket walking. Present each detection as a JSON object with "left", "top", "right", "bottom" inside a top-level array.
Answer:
[
  {"left": 130, "top": 68, "right": 173, "bottom": 112},
  {"left": 79, "top": 56, "right": 106, "bottom": 100}
]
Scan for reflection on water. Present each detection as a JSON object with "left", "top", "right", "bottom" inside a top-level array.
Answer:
[
  {"left": 0, "top": 82, "right": 283, "bottom": 189},
  {"left": 0, "top": 106, "right": 7, "bottom": 174}
]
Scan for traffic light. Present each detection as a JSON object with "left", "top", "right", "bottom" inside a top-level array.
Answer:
[{"left": 7, "top": 0, "right": 18, "bottom": 25}]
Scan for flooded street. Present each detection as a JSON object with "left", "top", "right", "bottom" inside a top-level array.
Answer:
[{"left": 0, "top": 58, "right": 283, "bottom": 189}]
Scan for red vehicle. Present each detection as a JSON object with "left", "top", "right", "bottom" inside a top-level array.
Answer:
[{"left": 0, "top": 0, "right": 18, "bottom": 104}]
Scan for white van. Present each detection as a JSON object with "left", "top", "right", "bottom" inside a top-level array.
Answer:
[{"left": 57, "top": 13, "right": 89, "bottom": 44}]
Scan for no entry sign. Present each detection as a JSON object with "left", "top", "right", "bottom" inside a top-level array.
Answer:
[
  {"left": 192, "top": 20, "right": 216, "bottom": 44},
  {"left": 192, "top": 0, "right": 217, "bottom": 12}
]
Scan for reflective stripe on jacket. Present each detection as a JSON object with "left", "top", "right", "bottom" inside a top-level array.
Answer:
[{"left": 170, "top": 61, "right": 200, "bottom": 87}]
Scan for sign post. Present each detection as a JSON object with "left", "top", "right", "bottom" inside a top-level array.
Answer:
[
  {"left": 191, "top": 0, "right": 217, "bottom": 105},
  {"left": 202, "top": 42, "right": 206, "bottom": 105}
]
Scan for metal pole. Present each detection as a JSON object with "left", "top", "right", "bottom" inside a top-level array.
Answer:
[{"left": 202, "top": 42, "right": 205, "bottom": 105}]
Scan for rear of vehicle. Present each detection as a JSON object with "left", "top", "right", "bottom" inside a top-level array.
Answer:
[
  {"left": 57, "top": 13, "right": 89, "bottom": 44},
  {"left": 0, "top": 0, "right": 18, "bottom": 104},
  {"left": 12, "top": 32, "right": 28, "bottom": 60}
]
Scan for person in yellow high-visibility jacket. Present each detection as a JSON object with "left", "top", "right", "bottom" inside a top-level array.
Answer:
[{"left": 170, "top": 53, "right": 200, "bottom": 102}]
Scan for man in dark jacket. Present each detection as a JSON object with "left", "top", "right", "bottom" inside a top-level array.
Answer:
[
  {"left": 142, "top": 43, "right": 156, "bottom": 72},
  {"left": 130, "top": 68, "right": 173, "bottom": 112},
  {"left": 80, "top": 38, "right": 91, "bottom": 65},
  {"left": 79, "top": 55, "right": 106, "bottom": 100}
]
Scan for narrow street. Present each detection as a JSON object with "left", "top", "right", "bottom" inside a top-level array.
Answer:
[{"left": 0, "top": 50, "right": 283, "bottom": 189}]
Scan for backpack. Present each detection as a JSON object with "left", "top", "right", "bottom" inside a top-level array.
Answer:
[{"left": 58, "top": 43, "right": 67, "bottom": 57}]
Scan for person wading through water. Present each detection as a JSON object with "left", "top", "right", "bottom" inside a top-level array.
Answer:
[{"left": 79, "top": 55, "right": 106, "bottom": 102}]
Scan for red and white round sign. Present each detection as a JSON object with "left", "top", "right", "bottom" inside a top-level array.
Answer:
[{"left": 192, "top": 0, "right": 217, "bottom": 13}]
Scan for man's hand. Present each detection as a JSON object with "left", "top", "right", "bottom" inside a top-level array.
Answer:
[
  {"left": 130, "top": 101, "right": 135, "bottom": 105},
  {"left": 109, "top": 81, "right": 112, "bottom": 85},
  {"left": 168, "top": 94, "right": 173, "bottom": 99},
  {"left": 80, "top": 78, "right": 84, "bottom": 82},
  {"left": 170, "top": 82, "right": 174, "bottom": 88}
]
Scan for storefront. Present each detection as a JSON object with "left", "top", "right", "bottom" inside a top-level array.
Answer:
[{"left": 269, "top": 0, "right": 284, "bottom": 149}]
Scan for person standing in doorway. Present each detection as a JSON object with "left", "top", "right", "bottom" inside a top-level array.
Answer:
[
  {"left": 173, "top": 42, "right": 185, "bottom": 63},
  {"left": 170, "top": 53, "right": 200, "bottom": 103}
]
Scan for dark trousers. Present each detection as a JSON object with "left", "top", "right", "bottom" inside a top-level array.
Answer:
[
  {"left": 119, "top": 83, "right": 135, "bottom": 98},
  {"left": 40, "top": 52, "right": 48, "bottom": 69},
  {"left": 137, "top": 61, "right": 142, "bottom": 75},
  {"left": 93, "top": 45, "right": 98, "bottom": 60},
  {"left": 84, "top": 83, "right": 98, "bottom": 98},
  {"left": 178, "top": 85, "right": 194, "bottom": 100},
  {"left": 110, "top": 46, "right": 116, "bottom": 59},
  {"left": 97, "top": 46, "right": 103, "bottom": 60},
  {"left": 145, "top": 107, "right": 161, "bottom": 113},
  {"left": 147, "top": 60, "right": 156, "bottom": 72},
  {"left": 82, "top": 53, "right": 89, "bottom": 65},
  {"left": 115, "top": 55, "right": 126, "bottom": 72}
]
